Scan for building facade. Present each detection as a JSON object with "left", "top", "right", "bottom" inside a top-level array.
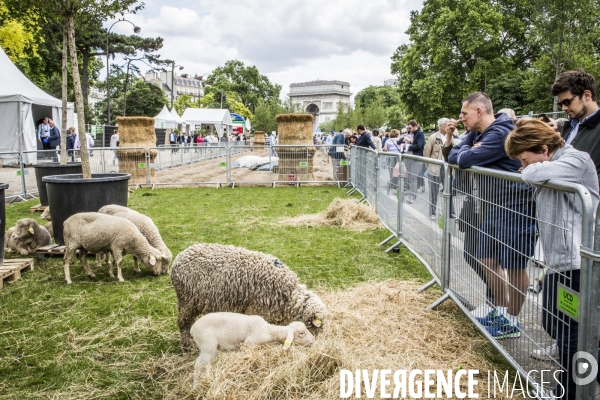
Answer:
[
  {"left": 88, "top": 87, "right": 106, "bottom": 109},
  {"left": 144, "top": 71, "right": 205, "bottom": 103},
  {"left": 288, "top": 80, "right": 352, "bottom": 131}
]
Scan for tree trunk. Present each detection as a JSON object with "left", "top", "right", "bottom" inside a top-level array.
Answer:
[
  {"left": 82, "top": 50, "right": 90, "bottom": 120},
  {"left": 60, "top": 25, "right": 68, "bottom": 165},
  {"left": 67, "top": 14, "right": 91, "bottom": 178}
]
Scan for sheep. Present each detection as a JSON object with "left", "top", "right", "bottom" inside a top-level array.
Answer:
[
  {"left": 7, "top": 218, "right": 51, "bottom": 255},
  {"left": 170, "top": 243, "right": 327, "bottom": 351},
  {"left": 191, "top": 312, "right": 314, "bottom": 385},
  {"left": 40, "top": 206, "right": 51, "bottom": 221},
  {"left": 4, "top": 227, "right": 17, "bottom": 253},
  {"left": 97, "top": 204, "right": 172, "bottom": 273},
  {"left": 62, "top": 212, "right": 165, "bottom": 284}
]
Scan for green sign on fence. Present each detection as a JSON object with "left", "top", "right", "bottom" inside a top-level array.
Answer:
[
  {"left": 557, "top": 284, "right": 579, "bottom": 321},
  {"left": 299, "top": 161, "right": 307, "bottom": 167},
  {"left": 340, "top": 160, "right": 348, "bottom": 166},
  {"left": 138, "top": 163, "right": 146, "bottom": 169},
  {"left": 16, "top": 170, "right": 21, "bottom": 176},
  {"left": 220, "top": 162, "right": 227, "bottom": 167}
]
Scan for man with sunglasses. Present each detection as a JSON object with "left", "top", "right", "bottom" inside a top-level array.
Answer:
[{"left": 551, "top": 71, "right": 600, "bottom": 182}]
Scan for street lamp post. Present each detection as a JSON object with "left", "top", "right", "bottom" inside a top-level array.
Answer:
[
  {"left": 462, "top": 55, "right": 486, "bottom": 92},
  {"left": 106, "top": 18, "right": 140, "bottom": 125},
  {"left": 171, "top": 62, "right": 184, "bottom": 110}
]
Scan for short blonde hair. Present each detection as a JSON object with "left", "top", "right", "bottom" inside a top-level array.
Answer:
[
  {"left": 505, "top": 119, "right": 564, "bottom": 159},
  {"left": 390, "top": 129, "right": 399, "bottom": 138}
]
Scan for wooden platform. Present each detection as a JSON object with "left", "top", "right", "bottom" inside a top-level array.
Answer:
[
  {"left": 36, "top": 243, "right": 66, "bottom": 259},
  {"left": 29, "top": 204, "right": 48, "bottom": 213},
  {"left": 0, "top": 258, "right": 34, "bottom": 289}
]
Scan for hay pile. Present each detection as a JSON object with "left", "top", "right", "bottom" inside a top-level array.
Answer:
[
  {"left": 143, "top": 280, "right": 510, "bottom": 399},
  {"left": 116, "top": 117, "right": 157, "bottom": 185},
  {"left": 282, "top": 197, "right": 382, "bottom": 231},
  {"left": 275, "top": 114, "right": 315, "bottom": 181},
  {"left": 253, "top": 131, "right": 266, "bottom": 146}
]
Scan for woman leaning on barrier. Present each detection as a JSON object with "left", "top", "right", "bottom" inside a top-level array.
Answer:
[{"left": 505, "top": 118, "right": 600, "bottom": 400}]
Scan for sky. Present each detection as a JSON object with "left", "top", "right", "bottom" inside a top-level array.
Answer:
[{"left": 107, "top": 0, "right": 423, "bottom": 102}]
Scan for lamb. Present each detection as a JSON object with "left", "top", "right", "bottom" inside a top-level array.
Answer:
[
  {"left": 6, "top": 218, "right": 51, "bottom": 255},
  {"left": 62, "top": 212, "right": 165, "bottom": 284},
  {"left": 4, "top": 227, "right": 17, "bottom": 253},
  {"left": 97, "top": 204, "right": 172, "bottom": 273},
  {"left": 191, "top": 312, "right": 313, "bottom": 385},
  {"left": 170, "top": 243, "right": 327, "bottom": 351}
]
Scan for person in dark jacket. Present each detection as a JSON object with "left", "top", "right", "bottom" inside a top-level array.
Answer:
[
  {"left": 66, "top": 128, "right": 76, "bottom": 162},
  {"left": 404, "top": 120, "right": 425, "bottom": 203},
  {"left": 356, "top": 124, "right": 376, "bottom": 149},
  {"left": 448, "top": 92, "right": 535, "bottom": 339},
  {"left": 550, "top": 70, "right": 600, "bottom": 185}
]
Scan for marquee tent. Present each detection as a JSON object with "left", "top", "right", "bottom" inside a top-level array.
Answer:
[
  {"left": 180, "top": 108, "right": 232, "bottom": 137},
  {"left": 153, "top": 105, "right": 178, "bottom": 129},
  {"left": 0, "top": 46, "right": 75, "bottom": 164}
]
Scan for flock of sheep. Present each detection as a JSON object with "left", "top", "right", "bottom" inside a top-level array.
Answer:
[{"left": 3, "top": 204, "right": 328, "bottom": 384}]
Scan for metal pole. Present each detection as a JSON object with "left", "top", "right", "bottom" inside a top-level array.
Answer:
[
  {"left": 17, "top": 102, "right": 27, "bottom": 199},
  {"left": 171, "top": 62, "right": 174, "bottom": 110},
  {"left": 106, "top": 31, "right": 110, "bottom": 125}
]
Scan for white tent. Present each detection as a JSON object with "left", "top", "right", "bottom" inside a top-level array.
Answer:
[
  {"left": 153, "top": 105, "right": 177, "bottom": 129},
  {"left": 0, "top": 46, "right": 75, "bottom": 164},
  {"left": 180, "top": 108, "right": 232, "bottom": 137}
]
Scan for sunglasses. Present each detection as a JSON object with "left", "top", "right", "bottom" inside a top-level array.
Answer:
[{"left": 557, "top": 94, "right": 578, "bottom": 108}]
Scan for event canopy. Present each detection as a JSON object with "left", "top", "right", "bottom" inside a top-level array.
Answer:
[
  {"left": 153, "top": 105, "right": 177, "bottom": 129},
  {"left": 170, "top": 107, "right": 184, "bottom": 124},
  {"left": 0, "top": 46, "right": 74, "bottom": 163},
  {"left": 180, "top": 108, "right": 232, "bottom": 137}
]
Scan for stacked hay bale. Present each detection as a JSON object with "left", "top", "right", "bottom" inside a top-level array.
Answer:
[
  {"left": 116, "top": 117, "right": 157, "bottom": 185},
  {"left": 274, "top": 114, "right": 315, "bottom": 182},
  {"left": 253, "top": 131, "right": 266, "bottom": 146}
]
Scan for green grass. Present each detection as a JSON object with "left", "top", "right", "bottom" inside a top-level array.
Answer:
[{"left": 0, "top": 187, "right": 436, "bottom": 399}]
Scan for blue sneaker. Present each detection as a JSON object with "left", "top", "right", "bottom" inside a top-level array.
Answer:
[
  {"left": 475, "top": 308, "right": 500, "bottom": 326},
  {"left": 485, "top": 315, "right": 521, "bottom": 339}
]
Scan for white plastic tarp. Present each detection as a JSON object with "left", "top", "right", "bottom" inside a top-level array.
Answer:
[{"left": 180, "top": 108, "right": 232, "bottom": 137}]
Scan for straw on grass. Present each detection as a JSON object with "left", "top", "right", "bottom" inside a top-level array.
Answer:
[
  {"left": 143, "top": 280, "right": 512, "bottom": 400},
  {"left": 281, "top": 197, "right": 382, "bottom": 231}
]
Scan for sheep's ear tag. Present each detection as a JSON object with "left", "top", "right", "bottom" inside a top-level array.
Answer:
[
  {"left": 149, "top": 257, "right": 156, "bottom": 266},
  {"left": 283, "top": 338, "right": 292, "bottom": 348},
  {"left": 28, "top": 227, "right": 34, "bottom": 234},
  {"left": 313, "top": 319, "right": 322, "bottom": 327}
]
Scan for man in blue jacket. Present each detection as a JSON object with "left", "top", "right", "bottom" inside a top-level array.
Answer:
[
  {"left": 448, "top": 92, "right": 535, "bottom": 339},
  {"left": 330, "top": 129, "right": 351, "bottom": 180},
  {"left": 404, "top": 120, "right": 425, "bottom": 203},
  {"left": 356, "top": 125, "right": 376, "bottom": 149}
]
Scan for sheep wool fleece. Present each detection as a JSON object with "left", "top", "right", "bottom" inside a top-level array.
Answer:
[{"left": 171, "top": 243, "right": 327, "bottom": 351}]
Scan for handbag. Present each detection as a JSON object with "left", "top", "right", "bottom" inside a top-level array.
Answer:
[{"left": 42, "top": 137, "right": 49, "bottom": 144}]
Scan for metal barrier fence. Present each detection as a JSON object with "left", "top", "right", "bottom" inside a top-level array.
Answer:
[
  {"left": 1, "top": 144, "right": 349, "bottom": 197},
  {"left": 348, "top": 146, "right": 599, "bottom": 400}
]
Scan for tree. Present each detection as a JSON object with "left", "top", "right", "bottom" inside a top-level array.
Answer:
[
  {"left": 205, "top": 60, "right": 281, "bottom": 113},
  {"left": 355, "top": 85, "right": 399, "bottom": 109},
  {"left": 173, "top": 94, "right": 197, "bottom": 116},
  {"left": 390, "top": 0, "right": 536, "bottom": 123}
]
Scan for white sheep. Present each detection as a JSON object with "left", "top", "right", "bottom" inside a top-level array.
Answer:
[
  {"left": 190, "top": 312, "right": 314, "bottom": 385},
  {"left": 6, "top": 218, "right": 51, "bottom": 255},
  {"left": 62, "top": 212, "right": 165, "bottom": 284},
  {"left": 97, "top": 204, "right": 172, "bottom": 273}
]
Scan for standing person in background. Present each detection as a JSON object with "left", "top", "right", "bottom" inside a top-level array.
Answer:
[
  {"left": 448, "top": 92, "right": 535, "bottom": 339},
  {"left": 37, "top": 117, "right": 51, "bottom": 150},
  {"left": 356, "top": 125, "right": 376, "bottom": 149},
  {"left": 383, "top": 129, "right": 403, "bottom": 192},
  {"left": 110, "top": 128, "right": 119, "bottom": 165},
  {"left": 269, "top": 131, "right": 278, "bottom": 157},
  {"left": 423, "top": 118, "right": 454, "bottom": 219},
  {"left": 329, "top": 129, "right": 352, "bottom": 180},
  {"left": 66, "top": 127, "right": 76, "bottom": 162},
  {"left": 47, "top": 119, "right": 61, "bottom": 161},
  {"left": 371, "top": 129, "right": 383, "bottom": 151},
  {"left": 404, "top": 120, "right": 425, "bottom": 203},
  {"left": 169, "top": 130, "right": 177, "bottom": 153},
  {"left": 505, "top": 118, "right": 600, "bottom": 400}
]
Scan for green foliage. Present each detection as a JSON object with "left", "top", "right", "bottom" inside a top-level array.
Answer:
[
  {"left": 173, "top": 94, "right": 197, "bottom": 116},
  {"left": 206, "top": 60, "right": 282, "bottom": 113},
  {"left": 251, "top": 98, "right": 283, "bottom": 133},
  {"left": 355, "top": 85, "right": 399, "bottom": 109},
  {"left": 391, "top": 0, "right": 537, "bottom": 122}
]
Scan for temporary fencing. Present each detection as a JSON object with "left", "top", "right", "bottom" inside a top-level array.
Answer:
[
  {"left": 348, "top": 146, "right": 599, "bottom": 400},
  {"left": 0, "top": 144, "right": 350, "bottom": 195}
]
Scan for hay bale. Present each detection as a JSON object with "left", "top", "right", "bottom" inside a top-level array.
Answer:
[
  {"left": 275, "top": 114, "right": 315, "bottom": 181},
  {"left": 116, "top": 117, "right": 157, "bottom": 185},
  {"left": 253, "top": 131, "right": 266, "bottom": 146},
  {"left": 282, "top": 197, "right": 382, "bottom": 231},
  {"left": 143, "top": 280, "right": 508, "bottom": 399}
]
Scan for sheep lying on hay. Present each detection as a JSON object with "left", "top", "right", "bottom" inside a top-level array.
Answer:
[
  {"left": 144, "top": 280, "right": 506, "bottom": 399},
  {"left": 170, "top": 243, "right": 327, "bottom": 352},
  {"left": 282, "top": 197, "right": 382, "bottom": 231}
]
